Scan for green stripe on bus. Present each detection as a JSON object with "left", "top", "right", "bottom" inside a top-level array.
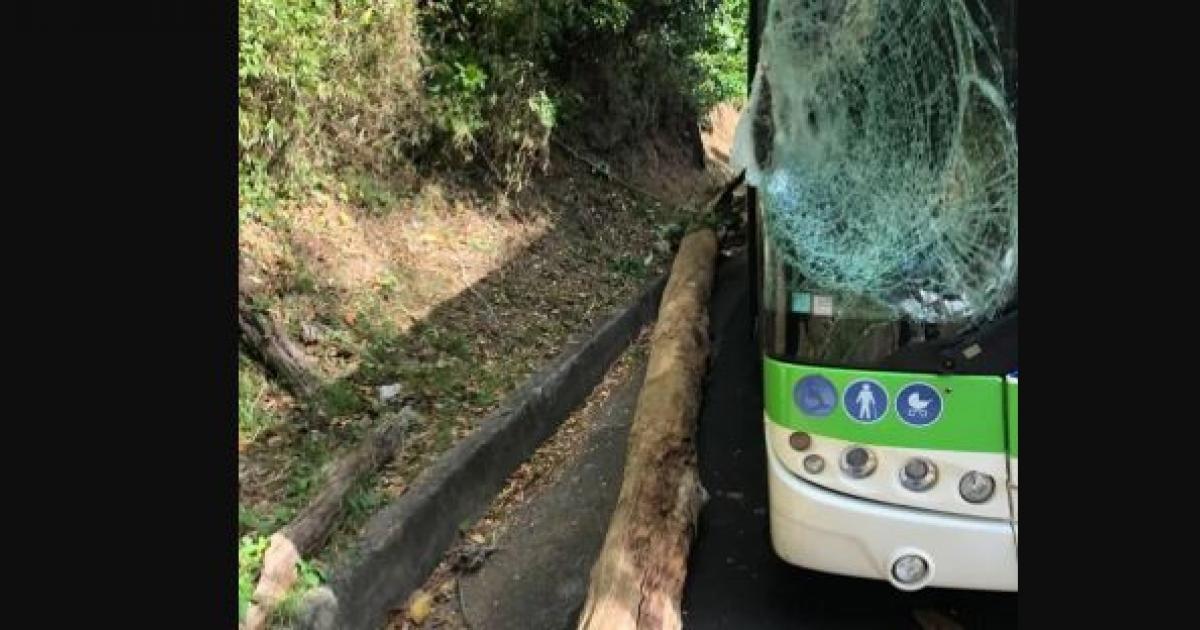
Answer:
[
  {"left": 763, "top": 356, "right": 1007, "bottom": 453},
  {"left": 1006, "top": 378, "right": 1018, "bottom": 457}
]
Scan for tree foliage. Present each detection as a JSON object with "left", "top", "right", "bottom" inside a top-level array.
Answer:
[{"left": 238, "top": 0, "right": 748, "bottom": 216}]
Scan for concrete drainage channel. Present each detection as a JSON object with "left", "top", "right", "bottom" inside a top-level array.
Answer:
[{"left": 297, "top": 276, "right": 667, "bottom": 630}]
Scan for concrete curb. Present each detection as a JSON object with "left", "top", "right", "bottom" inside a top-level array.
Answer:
[{"left": 298, "top": 276, "right": 668, "bottom": 630}]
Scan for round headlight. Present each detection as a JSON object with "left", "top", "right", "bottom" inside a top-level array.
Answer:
[
  {"left": 898, "top": 457, "right": 937, "bottom": 492},
  {"left": 892, "top": 554, "right": 929, "bottom": 585},
  {"left": 803, "top": 454, "right": 825, "bottom": 474},
  {"left": 959, "top": 471, "right": 996, "bottom": 503},
  {"left": 839, "top": 446, "right": 877, "bottom": 478}
]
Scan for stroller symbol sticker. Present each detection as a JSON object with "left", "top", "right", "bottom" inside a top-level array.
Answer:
[
  {"left": 794, "top": 375, "right": 837, "bottom": 417},
  {"left": 896, "top": 383, "right": 943, "bottom": 426},
  {"left": 843, "top": 379, "right": 887, "bottom": 423}
]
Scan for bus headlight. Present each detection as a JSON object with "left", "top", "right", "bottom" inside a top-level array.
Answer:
[
  {"left": 803, "top": 454, "right": 825, "bottom": 474},
  {"left": 892, "top": 554, "right": 929, "bottom": 585},
  {"left": 898, "top": 457, "right": 937, "bottom": 492},
  {"left": 959, "top": 471, "right": 996, "bottom": 503},
  {"left": 839, "top": 446, "right": 877, "bottom": 478}
]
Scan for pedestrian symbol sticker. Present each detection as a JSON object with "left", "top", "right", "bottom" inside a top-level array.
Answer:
[
  {"left": 843, "top": 379, "right": 887, "bottom": 423},
  {"left": 794, "top": 375, "right": 837, "bottom": 417},
  {"left": 896, "top": 383, "right": 943, "bottom": 426}
]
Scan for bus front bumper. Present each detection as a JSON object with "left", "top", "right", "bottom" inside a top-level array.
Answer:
[{"left": 767, "top": 442, "right": 1018, "bottom": 592}]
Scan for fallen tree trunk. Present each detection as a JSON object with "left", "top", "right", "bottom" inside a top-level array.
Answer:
[
  {"left": 713, "top": 171, "right": 745, "bottom": 216},
  {"left": 243, "top": 409, "right": 415, "bottom": 630},
  {"left": 238, "top": 294, "right": 322, "bottom": 400},
  {"left": 577, "top": 229, "right": 717, "bottom": 630}
]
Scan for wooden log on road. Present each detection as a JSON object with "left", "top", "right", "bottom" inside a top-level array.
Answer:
[{"left": 576, "top": 229, "right": 717, "bottom": 630}]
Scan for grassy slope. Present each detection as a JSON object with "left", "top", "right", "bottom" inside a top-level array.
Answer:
[{"left": 238, "top": 123, "right": 732, "bottom": 623}]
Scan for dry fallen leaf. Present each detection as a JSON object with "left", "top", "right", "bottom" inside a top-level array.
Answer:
[{"left": 408, "top": 590, "right": 433, "bottom": 625}]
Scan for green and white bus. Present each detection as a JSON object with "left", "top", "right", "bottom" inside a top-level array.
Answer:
[{"left": 743, "top": 0, "right": 1017, "bottom": 592}]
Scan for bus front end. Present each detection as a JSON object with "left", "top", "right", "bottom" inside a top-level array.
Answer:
[
  {"left": 759, "top": 308, "right": 1019, "bottom": 591},
  {"left": 741, "top": 0, "right": 1018, "bottom": 592}
]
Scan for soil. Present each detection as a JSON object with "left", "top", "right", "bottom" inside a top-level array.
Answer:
[{"left": 237, "top": 102, "right": 741, "bottom": 626}]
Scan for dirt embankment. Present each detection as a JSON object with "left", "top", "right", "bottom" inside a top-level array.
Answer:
[{"left": 237, "top": 100, "right": 741, "bottom": 628}]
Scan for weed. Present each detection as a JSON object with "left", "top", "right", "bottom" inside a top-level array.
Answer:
[
  {"left": 318, "top": 476, "right": 394, "bottom": 564},
  {"left": 319, "top": 380, "right": 368, "bottom": 418},
  {"left": 270, "top": 557, "right": 327, "bottom": 626},
  {"left": 343, "top": 482, "right": 388, "bottom": 528},
  {"left": 285, "top": 260, "right": 320, "bottom": 295},
  {"left": 238, "top": 533, "right": 272, "bottom": 622},
  {"left": 348, "top": 170, "right": 399, "bottom": 217},
  {"left": 239, "top": 356, "right": 278, "bottom": 443},
  {"left": 375, "top": 272, "right": 400, "bottom": 300},
  {"left": 432, "top": 331, "right": 470, "bottom": 359},
  {"left": 239, "top": 504, "right": 292, "bottom": 538},
  {"left": 282, "top": 440, "right": 333, "bottom": 511},
  {"left": 609, "top": 255, "right": 648, "bottom": 279},
  {"left": 238, "top": 533, "right": 327, "bottom": 627}
]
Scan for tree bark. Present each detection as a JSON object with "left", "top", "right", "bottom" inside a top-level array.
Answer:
[
  {"left": 283, "top": 410, "right": 412, "bottom": 554},
  {"left": 243, "top": 409, "right": 415, "bottom": 630},
  {"left": 238, "top": 294, "right": 322, "bottom": 400},
  {"left": 576, "top": 229, "right": 717, "bottom": 630}
]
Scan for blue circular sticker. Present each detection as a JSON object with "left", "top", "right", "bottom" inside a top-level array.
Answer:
[
  {"left": 843, "top": 379, "right": 888, "bottom": 423},
  {"left": 794, "top": 375, "right": 837, "bottom": 417},
  {"left": 896, "top": 383, "right": 943, "bottom": 426}
]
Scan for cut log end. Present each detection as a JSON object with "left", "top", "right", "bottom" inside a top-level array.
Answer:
[{"left": 244, "top": 534, "right": 301, "bottom": 630}]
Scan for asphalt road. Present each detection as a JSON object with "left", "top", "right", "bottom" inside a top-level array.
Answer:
[
  {"left": 460, "top": 252, "right": 1017, "bottom": 630},
  {"left": 461, "top": 360, "right": 647, "bottom": 630},
  {"left": 680, "top": 253, "right": 1018, "bottom": 629}
]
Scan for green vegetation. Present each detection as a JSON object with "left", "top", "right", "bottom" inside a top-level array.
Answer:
[
  {"left": 238, "top": 0, "right": 748, "bottom": 218},
  {"left": 274, "top": 557, "right": 325, "bottom": 622},
  {"left": 239, "top": 355, "right": 280, "bottom": 443},
  {"left": 238, "top": 533, "right": 271, "bottom": 622},
  {"left": 238, "top": 532, "right": 328, "bottom": 624},
  {"left": 610, "top": 254, "right": 650, "bottom": 279},
  {"left": 694, "top": 0, "right": 750, "bottom": 108},
  {"left": 238, "top": 0, "right": 429, "bottom": 219},
  {"left": 237, "top": 3, "right": 746, "bottom": 624}
]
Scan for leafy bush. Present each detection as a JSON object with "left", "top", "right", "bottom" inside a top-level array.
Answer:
[
  {"left": 238, "top": 0, "right": 748, "bottom": 216},
  {"left": 238, "top": 0, "right": 427, "bottom": 218},
  {"left": 694, "top": 0, "right": 750, "bottom": 108},
  {"left": 418, "top": 0, "right": 746, "bottom": 155}
]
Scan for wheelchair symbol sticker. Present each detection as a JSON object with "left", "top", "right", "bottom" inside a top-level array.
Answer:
[
  {"left": 794, "top": 375, "right": 837, "bottom": 417},
  {"left": 896, "top": 383, "right": 943, "bottom": 426}
]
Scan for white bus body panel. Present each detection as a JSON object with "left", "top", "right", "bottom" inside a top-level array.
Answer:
[{"left": 766, "top": 428, "right": 1018, "bottom": 591}]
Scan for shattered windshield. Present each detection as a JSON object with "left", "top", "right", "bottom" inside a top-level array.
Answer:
[{"left": 736, "top": 0, "right": 1017, "bottom": 326}]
